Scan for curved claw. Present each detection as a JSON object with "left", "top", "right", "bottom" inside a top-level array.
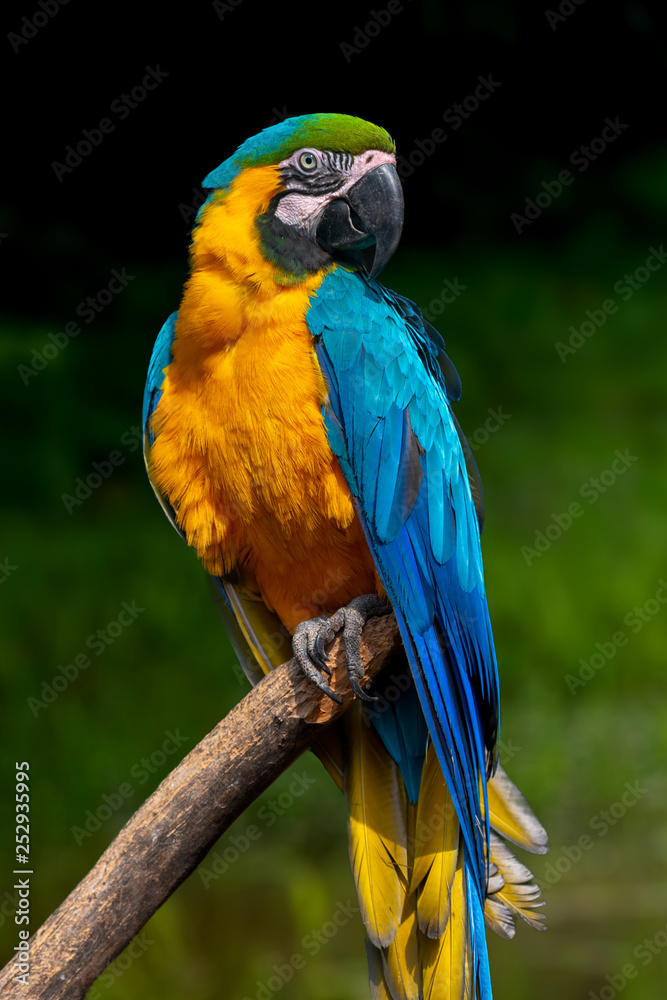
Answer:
[
  {"left": 350, "top": 675, "right": 377, "bottom": 704},
  {"left": 293, "top": 617, "right": 341, "bottom": 703},
  {"left": 292, "top": 595, "right": 390, "bottom": 705},
  {"left": 314, "top": 630, "right": 331, "bottom": 669},
  {"left": 312, "top": 648, "right": 332, "bottom": 676},
  {"left": 305, "top": 665, "right": 342, "bottom": 704},
  {"left": 314, "top": 609, "right": 345, "bottom": 670},
  {"left": 308, "top": 620, "right": 333, "bottom": 675}
]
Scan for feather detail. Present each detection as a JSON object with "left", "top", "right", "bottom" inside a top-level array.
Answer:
[
  {"left": 484, "top": 896, "right": 516, "bottom": 941},
  {"left": 366, "top": 940, "right": 394, "bottom": 1000},
  {"left": 381, "top": 901, "right": 422, "bottom": 1000},
  {"left": 421, "top": 847, "right": 471, "bottom": 1000},
  {"left": 309, "top": 729, "right": 344, "bottom": 790},
  {"left": 487, "top": 765, "right": 549, "bottom": 855},
  {"left": 344, "top": 702, "right": 409, "bottom": 947},
  {"left": 486, "top": 833, "right": 546, "bottom": 935},
  {"left": 218, "top": 577, "right": 291, "bottom": 677},
  {"left": 485, "top": 861, "right": 504, "bottom": 896},
  {"left": 411, "top": 740, "right": 460, "bottom": 938}
]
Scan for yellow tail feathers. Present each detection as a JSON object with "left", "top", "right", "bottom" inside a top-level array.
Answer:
[
  {"left": 344, "top": 702, "right": 409, "bottom": 948},
  {"left": 486, "top": 764, "right": 549, "bottom": 856},
  {"left": 344, "top": 714, "right": 548, "bottom": 1000},
  {"left": 412, "top": 741, "right": 459, "bottom": 938},
  {"left": 484, "top": 834, "right": 547, "bottom": 939},
  {"left": 208, "top": 583, "right": 548, "bottom": 995}
]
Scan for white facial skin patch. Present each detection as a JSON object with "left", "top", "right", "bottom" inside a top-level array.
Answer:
[{"left": 274, "top": 148, "right": 396, "bottom": 235}]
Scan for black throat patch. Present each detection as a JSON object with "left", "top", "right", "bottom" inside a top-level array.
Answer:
[{"left": 255, "top": 195, "right": 332, "bottom": 285}]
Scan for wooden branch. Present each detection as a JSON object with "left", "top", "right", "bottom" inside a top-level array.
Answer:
[{"left": 0, "top": 614, "right": 401, "bottom": 999}]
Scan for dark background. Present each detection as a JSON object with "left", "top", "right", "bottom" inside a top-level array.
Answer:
[{"left": 2, "top": 2, "right": 667, "bottom": 998}]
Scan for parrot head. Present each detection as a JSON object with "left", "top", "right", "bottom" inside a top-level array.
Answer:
[{"left": 198, "top": 113, "right": 404, "bottom": 281}]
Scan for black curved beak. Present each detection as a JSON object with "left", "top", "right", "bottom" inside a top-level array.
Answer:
[{"left": 315, "top": 162, "right": 404, "bottom": 279}]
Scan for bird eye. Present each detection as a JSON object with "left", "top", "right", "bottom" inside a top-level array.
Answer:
[{"left": 299, "top": 151, "right": 318, "bottom": 171}]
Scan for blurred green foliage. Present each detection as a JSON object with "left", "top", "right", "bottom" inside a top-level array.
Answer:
[{"left": 1, "top": 150, "right": 667, "bottom": 999}]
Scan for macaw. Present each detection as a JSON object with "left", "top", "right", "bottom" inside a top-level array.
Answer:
[{"left": 143, "top": 113, "right": 548, "bottom": 999}]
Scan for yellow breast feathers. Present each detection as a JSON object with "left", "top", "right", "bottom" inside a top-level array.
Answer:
[{"left": 147, "top": 166, "right": 376, "bottom": 628}]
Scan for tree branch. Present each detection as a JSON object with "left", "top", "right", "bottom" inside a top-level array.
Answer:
[{"left": 0, "top": 614, "right": 401, "bottom": 999}]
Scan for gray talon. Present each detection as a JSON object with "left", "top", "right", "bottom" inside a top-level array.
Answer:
[
  {"left": 293, "top": 617, "right": 341, "bottom": 702},
  {"left": 292, "top": 594, "right": 390, "bottom": 704},
  {"left": 314, "top": 609, "right": 343, "bottom": 667}
]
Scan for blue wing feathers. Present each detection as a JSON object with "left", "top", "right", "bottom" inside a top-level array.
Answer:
[
  {"left": 142, "top": 311, "right": 177, "bottom": 440},
  {"left": 362, "top": 420, "right": 384, "bottom": 516},
  {"left": 368, "top": 667, "right": 429, "bottom": 805},
  {"left": 142, "top": 312, "right": 185, "bottom": 540},
  {"left": 469, "top": 870, "right": 493, "bottom": 996},
  {"left": 309, "top": 267, "right": 500, "bottom": 910},
  {"left": 364, "top": 349, "right": 386, "bottom": 409},
  {"left": 375, "top": 402, "right": 406, "bottom": 541}
]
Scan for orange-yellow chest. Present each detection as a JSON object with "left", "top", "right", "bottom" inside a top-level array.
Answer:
[
  {"left": 147, "top": 169, "right": 377, "bottom": 626},
  {"left": 153, "top": 291, "right": 353, "bottom": 552}
]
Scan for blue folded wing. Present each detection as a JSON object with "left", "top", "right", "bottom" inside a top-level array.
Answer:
[
  {"left": 142, "top": 311, "right": 186, "bottom": 541},
  {"left": 143, "top": 311, "right": 178, "bottom": 444},
  {"left": 307, "top": 267, "right": 500, "bottom": 898}
]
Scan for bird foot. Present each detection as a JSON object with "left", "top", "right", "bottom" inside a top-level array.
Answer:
[{"left": 292, "top": 594, "right": 391, "bottom": 705}]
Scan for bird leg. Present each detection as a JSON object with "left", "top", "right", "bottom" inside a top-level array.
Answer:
[{"left": 292, "top": 594, "right": 391, "bottom": 705}]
